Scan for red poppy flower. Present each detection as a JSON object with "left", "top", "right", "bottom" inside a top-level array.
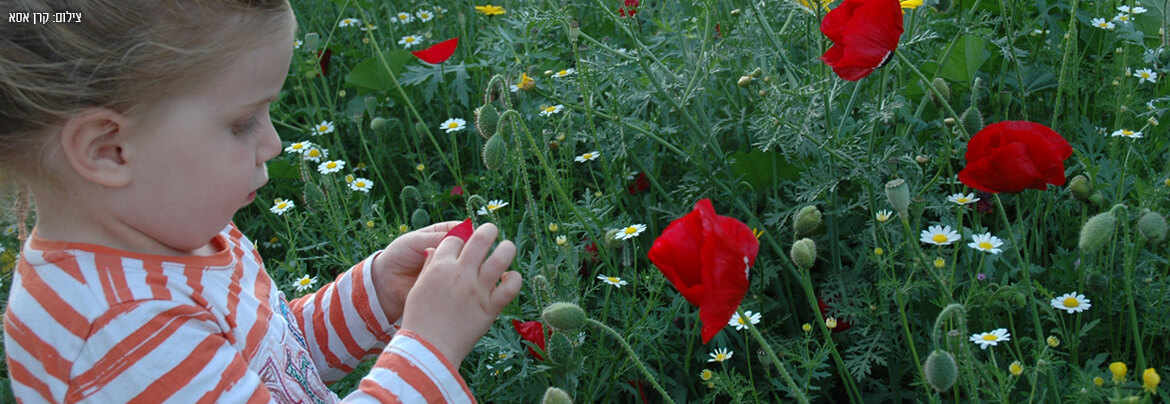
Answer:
[
  {"left": 647, "top": 199, "right": 759, "bottom": 343},
  {"left": 317, "top": 48, "right": 333, "bottom": 76},
  {"left": 819, "top": 0, "right": 903, "bottom": 81},
  {"left": 511, "top": 320, "right": 547, "bottom": 360},
  {"left": 817, "top": 297, "right": 852, "bottom": 332},
  {"left": 627, "top": 172, "right": 650, "bottom": 195},
  {"left": 410, "top": 37, "right": 458, "bottom": 64},
  {"left": 618, "top": 7, "right": 637, "bottom": 17},
  {"left": 449, "top": 185, "right": 464, "bottom": 197},
  {"left": 957, "top": 121, "right": 1073, "bottom": 194},
  {"left": 444, "top": 218, "right": 474, "bottom": 242}
]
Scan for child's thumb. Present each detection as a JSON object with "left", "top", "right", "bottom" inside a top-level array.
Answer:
[{"left": 489, "top": 271, "right": 523, "bottom": 310}]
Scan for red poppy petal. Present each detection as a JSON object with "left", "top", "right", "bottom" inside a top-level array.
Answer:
[
  {"left": 821, "top": 0, "right": 902, "bottom": 81},
  {"left": 511, "top": 320, "right": 546, "bottom": 360},
  {"left": 960, "top": 142, "right": 1041, "bottom": 193},
  {"left": 820, "top": 0, "right": 863, "bottom": 43},
  {"left": 648, "top": 206, "right": 707, "bottom": 306},
  {"left": 444, "top": 218, "right": 474, "bottom": 242},
  {"left": 695, "top": 200, "right": 757, "bottom": 343},
  {"left": 411, "top": 37, "right": 459, "bottom": 64}
]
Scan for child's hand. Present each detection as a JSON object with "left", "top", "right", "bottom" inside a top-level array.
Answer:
[
  {"left": 370, "top": 221, "right": 463, "bottom": 324},
  {"left": 401, "top": 222, "right": 521, "bottom": 365}
]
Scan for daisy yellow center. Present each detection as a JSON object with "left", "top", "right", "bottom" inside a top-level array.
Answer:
[
  {"left": 558, "top": 70, "right": 568, "bottom": 76},
  {"left": 346, "top": 175, "right": 354, "bottom": 183},
  {"left": 979, "top": 242, "right": 993, "bottom": 249},
  {"left": 447, "top": 122, "right": 459, "bottom": 128},
  {"left": 716, "top": 353, "right": 727, "bottom": 360},
  {"left": 1098, "top": 22, "right": 1109, "bottom": 27},
  {"left": 932, "top": 234, "right": 949, "bottom": 243},
  {"left": 292, "top": 144, "right": 304, "bottom": 150},
  {"left": 957, "top": 198, "right": 969, "bottom": 203},
  {"left": 269, "top": 237, "right": 279, "bottom": 243},
  {"left": 544, "top": 106, "right": 557, "bottom": 113},
  {"left": 624, "top": 227, "right": 637, "bottom": 235},
  {"left": 1063, "top": 297, "right": 1080, "bottom": 308},
  {"left": 277, "top": 202, "right": 288, "bottom": 209},
  {"left": 487, "top": 204, "right": 499, "bottom": 210},
  {"left": 700, "top": 370, "right": 712, "bottom": 380},
  {"left": 298, "top": 278, "right": 311, "bottom": 286},
  {"left": 356, "top": 181, "right": 367, "bottom": 187},
  {"left": 405, "top": 37, "right": 415, "bottom": 43},
  {"left": 1123, "top": 130, "right": 1134, "bottom": 136},
  {"left": 399, "top": 15, "right": 407, "bottom": 20},
  {"left": 326, "top": 162, "right": 337, "bottom": 169},
  {"left": 1119, "top": 15, "right": 1129, "bottom": 20},
  {"left": 607, "top": 277, "right": 619, "bottom": 283},
  {"left": 309, "top": 150, "right": 320, "bottom": 157},
  {"left": 982, "top": 334, "right": 998, "bottom": 341},
  {"left": 421, "top": 13, "right": 430, "bottom": 18},
  {"left": 1141, "top": 72, "right": 1151, "bottom": 78},
  {"left": 583, "top": 153, "right": 593, "bottom": 159},
  {"left": 737, "top": 317, "right": 746, "bottom": 325}
]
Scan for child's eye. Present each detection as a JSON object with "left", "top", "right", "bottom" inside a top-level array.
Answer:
[{"left": 232, "top": 116, "right": 259, "bottom": 135}]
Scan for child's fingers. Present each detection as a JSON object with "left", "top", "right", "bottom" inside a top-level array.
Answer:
[
  {"left": 416, "top": 220, "right": 463, "bottom": 234},
  {"left": 489, "top": 271, "right": 523, "bottom": 310},
  {"left": 478, "top": 240, "right": 515, "bottom": 288},
  {"left": 431, "top": 233, "right": 465, "bottom": 264},
  {"left": 458, "top": 223, "right": 498, "bottom": 267}
]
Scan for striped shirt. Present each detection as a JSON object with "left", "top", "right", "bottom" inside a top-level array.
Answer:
[{"left": 4, "top": 224, "right": 475, "bottom": 403}]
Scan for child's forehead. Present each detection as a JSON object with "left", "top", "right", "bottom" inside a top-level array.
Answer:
[{"left": 181, "top": 30, "right": 293, "bottom": 110}]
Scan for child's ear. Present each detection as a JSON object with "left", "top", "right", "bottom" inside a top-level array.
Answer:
[{"left": 58, "top": 108, "right": 132, "bottom": 188}]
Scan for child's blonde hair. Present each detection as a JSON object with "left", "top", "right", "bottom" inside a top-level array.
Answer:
[
  {"left": 0, "top": 0, "right": 293, "bottom": 183},
  {"left": 0, "top": 0, "right": 294, "bottom": 235}
]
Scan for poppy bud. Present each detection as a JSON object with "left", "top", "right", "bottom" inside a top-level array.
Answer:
[
  {"left": 542, "top": 302, "right": 588, "bottom": 331},
  {"left": 1138, "top": 211, "right": 1166, "bottom": 242},
  {"left": 1079, "top": 209, "right": 1118, "bottom": 252},
  {"left": 731, "top": 8, "right": 742, "bottom": 17},
  {"left": 943, "top": 117, "right": 956, "bottom": 126},
  {"left": 1068, "top": 175, "right": 1091, "bottom": 202},
  {"left": 885, "top": 179, "right": 911, "bottom": 216},
  {"left": 960, "top": 106, "right": 983, "bottom": 138},
  {"left": 304, "top": 32, "right": 320, "bottom": 51},
  {"left": 924, "top": 350, "right": 958, "bottom": 392},
  {"left": 546, "top": 332, "right": 574, "bottom": 366},
  {"left": 542, "top": 387, "right": 574, "bottom": 404},
  {"left": 1089, "top": 192, "right": 1105, "bottom": 207},
  {"left": 930, "top": 78, "right": 950, "bottom": 108},
  {"left": 482, "top": 133, "right": 508, "bottom": 170},
  {"left": 915, "top": 155, "right": 929, "bottom": 164},
  {"left": 476, "top": 104, "right": 499, "bottom": 139},
  {"left": 793, "top": 205, "right": 822, "bottom": 236},
  {"left": 369, "top": 117, "right": 387, "bottom": 130},
  {"left": 790, "top": 238, "right": 817, "bottom": 270},
  {"left": 604, "top": 229, "right": 623, "bottom": 249},
  {"left": 750, "top": 67, "right": 762, "bottom": 78},
  {"left": 399, "top": 185, "right": 421, "bottom": 207},
  {"left": 737, "top": 76, "right": 753, "bottom": 87},
  {"left": 414, "top": 121, "right": 431, "bottom": 137},
  {"left": 410, "top": 208, "right": 430, "bottom": 229}
]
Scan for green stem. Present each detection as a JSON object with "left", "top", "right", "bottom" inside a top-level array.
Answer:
[
  {"left": 737, "top": 308, "right": 808, "bottom": 404},
  {"left": 588, "top": 319, "right": 677, "bottom": 404},
  {"left": 895, "top": 51, "right": 969, "bottom": 140}
]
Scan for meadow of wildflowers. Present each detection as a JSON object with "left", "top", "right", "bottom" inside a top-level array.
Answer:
[{"left": 2, "top": 0, "right": 1170, "bottom": 402}]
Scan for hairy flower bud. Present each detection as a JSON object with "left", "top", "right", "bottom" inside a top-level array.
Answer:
[
  {"left": 960, "top": 106, "right": 983, "bottom": 137},
  {"left": 399, "top": 185, "right": 421, "bottom": 207},
  {"left": 1079, "top": 210, "right": 1117, "bottom": 252},
  {"left": 475, "top": 104, "right": 499, "bottom": 139},
  {"left": 482, "top": 133, "right": 508, "bottom": 170},
  {"left": 542, "top": 302, "right": 588, "bottom": 331},
  {"left": 410, "top": 208, "right": 430, "bottom": 229},
  {"left": 924, "top": 350, "right": 959, "bottom": 392},
  {"left": 790, "top": 238, "right": 817, "bottom": 270},
  {"left": 793, "top": 205, "right": 822, "bottom": 236},
  {"left": 1138, "top": 211, "right": 1166, "bottom": 242},
  {"left": 1068, "top": 175, "right": 1091, "bottom": 202},
  {"left": 542, "top": 387, "right": 574, "bottom": 404},
  {"left": 546, "top": 332, "right": 574, "bottom": 366},
  {"left": 369, "top": 117, "right": 387, "bottom": 130}
]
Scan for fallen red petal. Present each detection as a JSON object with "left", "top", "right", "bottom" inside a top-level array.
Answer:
[{"left": 411, "top": 37, "right": 459, "bottom": 64}]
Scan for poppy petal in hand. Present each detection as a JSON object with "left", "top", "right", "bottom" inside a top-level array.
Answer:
[
  {"left": 511, "top": 320, "right": 546, "bottom": 360},
  {"left": 820, "top": 0, "right": 903, "bottom": 81},
  {"left": 648, "top": 199, "right": 759, "bottom": 343},
  {"left": 958, "top": 121, "right": 1073, "bottom": 194}
]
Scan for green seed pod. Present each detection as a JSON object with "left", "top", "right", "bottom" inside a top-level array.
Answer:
[
  {"left": 885, "top": 179, "right": 911, "bottom": 216},
  {"left": 303, "top": 32, "right": 320, "bottom": 52},
  {"left": 369, "top": 117, "right": 387, "bottom": 131},
  {"left": 1138, "top": 211, "right": 1166, "bottom": 242},
  {"left": 960, "top": 106, "right": 983, "bottom": 137},
  {"left": 790, "top": 238, "right": 817, "bottom": 270},
  {"left": 1079, "top": 210, "right": 1117, "bottom": 252},
  {"left": 413, "top": 121, "right": 431, "bottom": 137},
  {"left": 793, "top": 205, "right": 822, "bottom": 236},
  {"left": 399, "top": 185, "right": 421, "bottom": 207},
  {"left": 737, "top": 76, "right": 753, "bottom": 87},
  {"left": 546, "top": 332, "right": 574, "bottom": 366},
  {"left": 410, "top": 208, "right": 430, "bottom": 230},
  {"left": 1068, "top": 175, "right": 1091, "bottom": 202},
  {"left": 475, "top": 104, "right": 499, "bottom": 139},
  {"left": 924, "top": 350, "right": 959, "bottom": 392},
  {"left": 604, "top": 229, "right": 623, "bottom": 249},
  {"left": 542, "top": 302, "right": 588, "bottom": 331},
  {"left": 1089, "top": 192, "right": 1105, "bottom": 207},
  {"left": 482, "top": 133, "right": 507, "bottom": 170},
  {"left": 542, "top": 387, "right": 574, "bottom": 404}
]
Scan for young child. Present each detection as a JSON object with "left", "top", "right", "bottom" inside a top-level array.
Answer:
[{"left": 0, "top": 0, "right": 522, "bottom": 402}]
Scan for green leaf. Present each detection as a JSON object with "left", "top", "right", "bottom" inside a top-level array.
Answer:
[
  {"left": 344, "top": 51, "right": 411, "bottom": 94},
  {"left": 268, "top": 160, "right": 298, "bottom": 180},
  {"left": 938, "top": 35, "right": 991, "bottom": 84},
  {"left": 729, "top": 150, "right": 803, "bottom": 190}
]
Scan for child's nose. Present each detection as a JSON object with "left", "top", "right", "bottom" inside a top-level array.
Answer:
[{"left": 256, "top": 114, "right": 282, "bottom": 163}]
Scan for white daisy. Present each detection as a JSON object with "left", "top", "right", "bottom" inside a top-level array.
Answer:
[
  {"left": 574, "top": 151, "right": 600, "bottom": 163},
  {"left": 969, "top": 328, "right": 1011, "bottom": 349},
  {"left": 2, "top": 224, "right": 15, "bottom": 237},
  {"left": 1092, "top": 18, "right": 1116, "bottom": 30},
  {"left": 270, "top": 198, "right": 295, "bottom": 215},
  {"left": 395, "top": 12, "right": 414, "bottom": 24},
  {"left": 1111, "top": 129, "right": 1143, "bottom": 138},
  {"left": 339, "top": 18, "right": 360, "bottom": 27},
  {"left": 302, "top": 147, "right": 328, "bottom": 162},
  {"left": 920, "top": 224, "right": 961, "bottom": 246},
  {"left": 509, "top": 84, "right": 521, "bottom": 92},
  {"left": 597, "top": 274, "right": 628, "bottom": 288},
  {"left": 699, "top": 369, "right": 714, "bottom": 381},
  {"left": 477, "top": 199, "right": 509, "bottom": 215},
  {"left": 260, "top": 237, "right": 281, "bottom": 248},
  {"left": 875, "top": 209, "right": 893, "bottom": 223},
  {"left": 556, "top": 235, "right": 568, "bottom": 246},
  {"left": 434, "top": 6, "right": 447, "bottom": 13},
  {"left": 614, "top": 224, "right": 647, "bottom": 240},
  {"left": 439, "top": 118, "right": 467, "bottom": 133},
  {"left": 1130, "top": 6, "right": 1147, "bottom": 14},
  {"left": 1113, "top": 13, "right": 1131, "bottom": 23},
  {"left": 1050, "top": 292, "right": 1092, "bottom": 314},
  {"left": 1117, "top": 5, "right": 1132, "bottom": 13},
  {"left": 293, "top": 275, "right": 318, "bottom": 292},
  {"left": 313, "top": 121, "right": 335, "bottom": 136},
  {"left": 398, "top": 35, "right": 423, "bottom": 48},
  {"left": 967, "top": 232, "right": 1004, "bottom": 254},
  {"left": 360, "top": 23, "right": 377, "bottom": 32},
  {"left": 540, "top": 104, "right": 564, "bottom": 116},
  {"left": 708, "top": 347, "right": 733, "bottom": 362},
  {"left": 728, "top": 310, "right": 762, "bottom": 330},
  {"left": 284, "top": 140, "right": 312, "bottom": 154},
  {"left": 416, "top": 9, "right": 434, "bottom": 22},
  {"left": 317, "top": 160, "right": 345, "bottom": 174},
  {"left": 1135, "top": 68, "right": 1158, "bottom": 84},
  {"left": 946, "top": 192, "right": 980, "bottom": 205},
  {"left": 349, "top": 177, "right": 374, "bottom": 193},
  {"left": 294, "top": 39, "right": 303, "bottom": 49},
  {"left": 552, "top": 68, "right": 576, "bottom": 78}
]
